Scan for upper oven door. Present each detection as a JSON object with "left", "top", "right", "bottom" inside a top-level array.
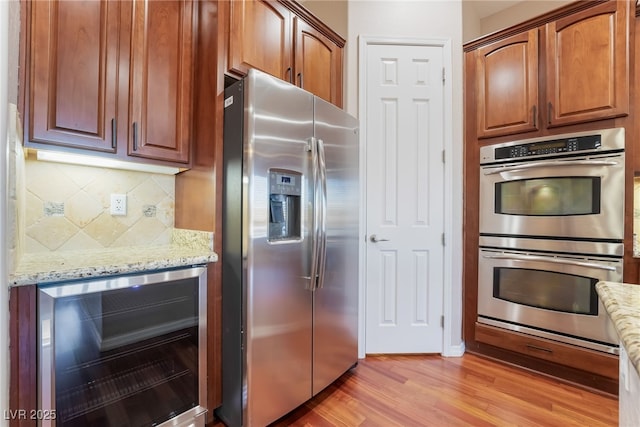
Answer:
[{"left": 479, "top": 152, "right": 624, "bottom": 240}]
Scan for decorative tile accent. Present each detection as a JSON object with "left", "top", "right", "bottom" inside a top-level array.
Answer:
[
  {"left": 143, "top": 205, "right": 157, "bottom": 217},
  {"left": 43, "top": 201, "right": 64, "bottom": 217},
  {"left": 23, "top": 159, "right": 176, "bottom": 252}
]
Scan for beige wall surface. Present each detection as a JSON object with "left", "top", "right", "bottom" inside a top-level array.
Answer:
[
  {"left": 462, "top": 1, "right": 483, "bottom": 43},
  {"left": 299, "top": 0, "right": 348, "bottom": 38},
  {"left": 479, "top": 0, "right": 572, "bottom": 37}
]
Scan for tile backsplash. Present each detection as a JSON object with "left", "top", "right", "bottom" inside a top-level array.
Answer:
[{"left": 23, "top": 158, "right": 175, "bottom": 253}]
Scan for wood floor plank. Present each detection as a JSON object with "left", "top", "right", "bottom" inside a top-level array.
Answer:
[{"left": 211, "top": 353, "right": 618, "bottom": 426}]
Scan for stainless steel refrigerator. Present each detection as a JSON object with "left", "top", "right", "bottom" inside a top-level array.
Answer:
[{"left": 217, "top": 69, "right": 359, "bottom": 427}]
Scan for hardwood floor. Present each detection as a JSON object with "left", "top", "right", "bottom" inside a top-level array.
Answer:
[{"left": 213, "top": 353, "right": 618, "bottom": 426}]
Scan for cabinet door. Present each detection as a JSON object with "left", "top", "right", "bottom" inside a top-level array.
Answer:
[
  {"left": 228, "top": 0, "right": 292, "bottom": 81},
  {"left": 475, "top": 29, "right": 539, "bottom": 139},
  {"left": 545, "top": 0, "right": 629, "bottom": 127},
  {"left": 128, "top": 0, "right": 194, "bottom": 164},
  {"left": 293, "top": 17, "right": 343, "bottom": 107},
  {"left": 28, "top": 0, "right": 121, "bottom": 153}
]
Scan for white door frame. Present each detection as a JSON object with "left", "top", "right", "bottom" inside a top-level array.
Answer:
[{"left": 358, "top": 36, "right": 460, "bottom": 358}]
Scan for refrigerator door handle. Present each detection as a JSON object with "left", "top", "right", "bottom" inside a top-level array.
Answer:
[
  {"left": 308, "top": 137, "right": 321, "bottom": 291},
  {"left": 316, "top": 138, "right": 328, "bottom": 289}
]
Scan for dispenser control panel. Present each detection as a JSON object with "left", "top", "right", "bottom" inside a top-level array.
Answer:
[{"left": 268, "top": 170, "right": 302, "bottom": 241}]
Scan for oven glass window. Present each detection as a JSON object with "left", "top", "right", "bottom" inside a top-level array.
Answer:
[
  {"left": 493, "top": 267, "right": 598, "bottom": 315},
  {"left": 495, "top": 177, "right": 600, "bottom": 216},
  {"left": 52, "top": 278, "right": 199, "bottom": 426}
]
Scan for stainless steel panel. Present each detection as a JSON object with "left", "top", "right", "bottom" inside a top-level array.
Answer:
[
  {"left": 39, "top": 267, "right": 206, "bottom": 298},
  {"left": 312, "top": 97, "right": 359, "bottom": 396},
  {"left": 478, "top": 247, "right": 621, "bottom": 346},
  {"left": 479, "top": 151, "right": 625, "bottom": 240},
  {"left": 479, "top": 235, "right": 624, "bottom": 257},
  {"left": 243, "top": 69, "right": 315, "bottom": 427}
]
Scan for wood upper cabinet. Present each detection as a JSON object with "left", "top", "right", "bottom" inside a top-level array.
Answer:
[
  {"left": 225, "top": 0, "right": 345, "bottom": 107},
  {"left": 28, "top": 0, "right": 122, "bottom": 153},
  {"left": 545, "top": 0, "right": 629, "bottom": 127},
  {"left": 228, "top": 0, "right": 292, "bottom": 82},
  {"left": 127, "top": 0, "right": 194, "bottom": 164},
  {"left": 469, "top": 0, "right": 630, "bottom": 140},
  {"left": 25, "top": 0, "right": 194, "bottom": 166},
  {"left": 475, "top": 29, "right": 539, "bottom": 139},
  {"left": 294, "top": 17, "right": 343, "bottom": 106}
]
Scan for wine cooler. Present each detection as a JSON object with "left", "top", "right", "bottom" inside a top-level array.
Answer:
[{"left": 37, "top": 266, "right": 208, "bottom": 427}]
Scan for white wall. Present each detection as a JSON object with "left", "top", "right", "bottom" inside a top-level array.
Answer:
[
  {"left": 1, "top": 0, "right": 10, "bottom": 423},
  {"left": 346, "top": 0, "right": 464, "bottom": 352}
]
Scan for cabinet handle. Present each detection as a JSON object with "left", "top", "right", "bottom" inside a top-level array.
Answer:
[
  {"left": 133, "top": 122, "right": 138, "bottom": 151},
  {"left": 548, "top": 102, "right": 552, "bottom": 125},
  {"left": 532, "top": 105, "right": 537, "bottom": 128},
  {"left": 111, "top": 118, "right": 117, "bottom": 149},
  {"left": 286, "top": 67, "right": 292, "bottom": 83},
  {"left": 297, "top": 72, "right": 303, "bottom": 88},
  {"left": 526, "top": 344, "right": 553, "bottom": 353}
]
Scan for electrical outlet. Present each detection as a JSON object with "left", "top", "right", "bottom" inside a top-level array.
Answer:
[{"left": 110, "top": 194, "right": 127, "bottom": 216}]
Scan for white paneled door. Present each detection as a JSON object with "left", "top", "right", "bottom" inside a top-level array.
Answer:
[{"left": 364, "top": 42, "right": 445, "bottom": 354}]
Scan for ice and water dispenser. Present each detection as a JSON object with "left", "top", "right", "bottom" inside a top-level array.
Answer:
[{"left": 268, "top": 169, "right": 302, "bottom": 241}]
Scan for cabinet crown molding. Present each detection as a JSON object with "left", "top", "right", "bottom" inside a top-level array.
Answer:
[{"left": 464, "top": 0, "right": 608, "bottom": 52}]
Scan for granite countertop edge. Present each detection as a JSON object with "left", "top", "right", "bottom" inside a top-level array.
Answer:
[
  {"left": 9, "top": 228, "right": 218, "bottom": 286},
  {"left": 596, "top": 281, "right": 640, "bottom": 376}
]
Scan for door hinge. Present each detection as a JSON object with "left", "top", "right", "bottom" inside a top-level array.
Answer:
[
  {"left": 442, "top": 149, "right": 445, "bottom": 164},
  {"left": 441, "top": 233, "right": 445, "bottom": 246},
  {"left": 442, "top": 67, "right": 445, "bottom": 84},
  {"left": 440, "top": 315, "right": 444, "bottom": 328}
]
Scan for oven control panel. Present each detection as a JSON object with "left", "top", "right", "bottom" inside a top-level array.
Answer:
[
  {"left": 480, "top": 127, "right": 625, "bottom": 165},
  {"left": 495, "top": 134, "right": 601, "bottom": 160}
]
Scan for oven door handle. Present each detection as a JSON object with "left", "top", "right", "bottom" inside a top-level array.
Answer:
[
  {"left": 482, "top": 159, "right": 620, "bottom": 175},
  {"left": 481, "top": 253, "right": 617, "bottom": 271}
]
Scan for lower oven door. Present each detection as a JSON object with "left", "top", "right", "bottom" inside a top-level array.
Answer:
[{"left": 478, "top": 247, "right": 621, "bottom": 351}]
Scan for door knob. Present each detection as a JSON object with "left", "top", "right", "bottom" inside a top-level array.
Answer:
[{"left": 370, "top": 234, "right": 389, "bottom": 243}]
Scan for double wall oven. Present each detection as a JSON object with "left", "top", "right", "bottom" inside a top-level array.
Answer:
[{"left": 478, "top": 127, "right": 624, "bottom": 354}]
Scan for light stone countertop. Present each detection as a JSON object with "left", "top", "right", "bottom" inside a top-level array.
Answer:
[
  {"left": 596, "top": 281, "right": 640, "bottom": 376},
  {"left": 9, "top": 228, "right": 218, "bottom": 286}
]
